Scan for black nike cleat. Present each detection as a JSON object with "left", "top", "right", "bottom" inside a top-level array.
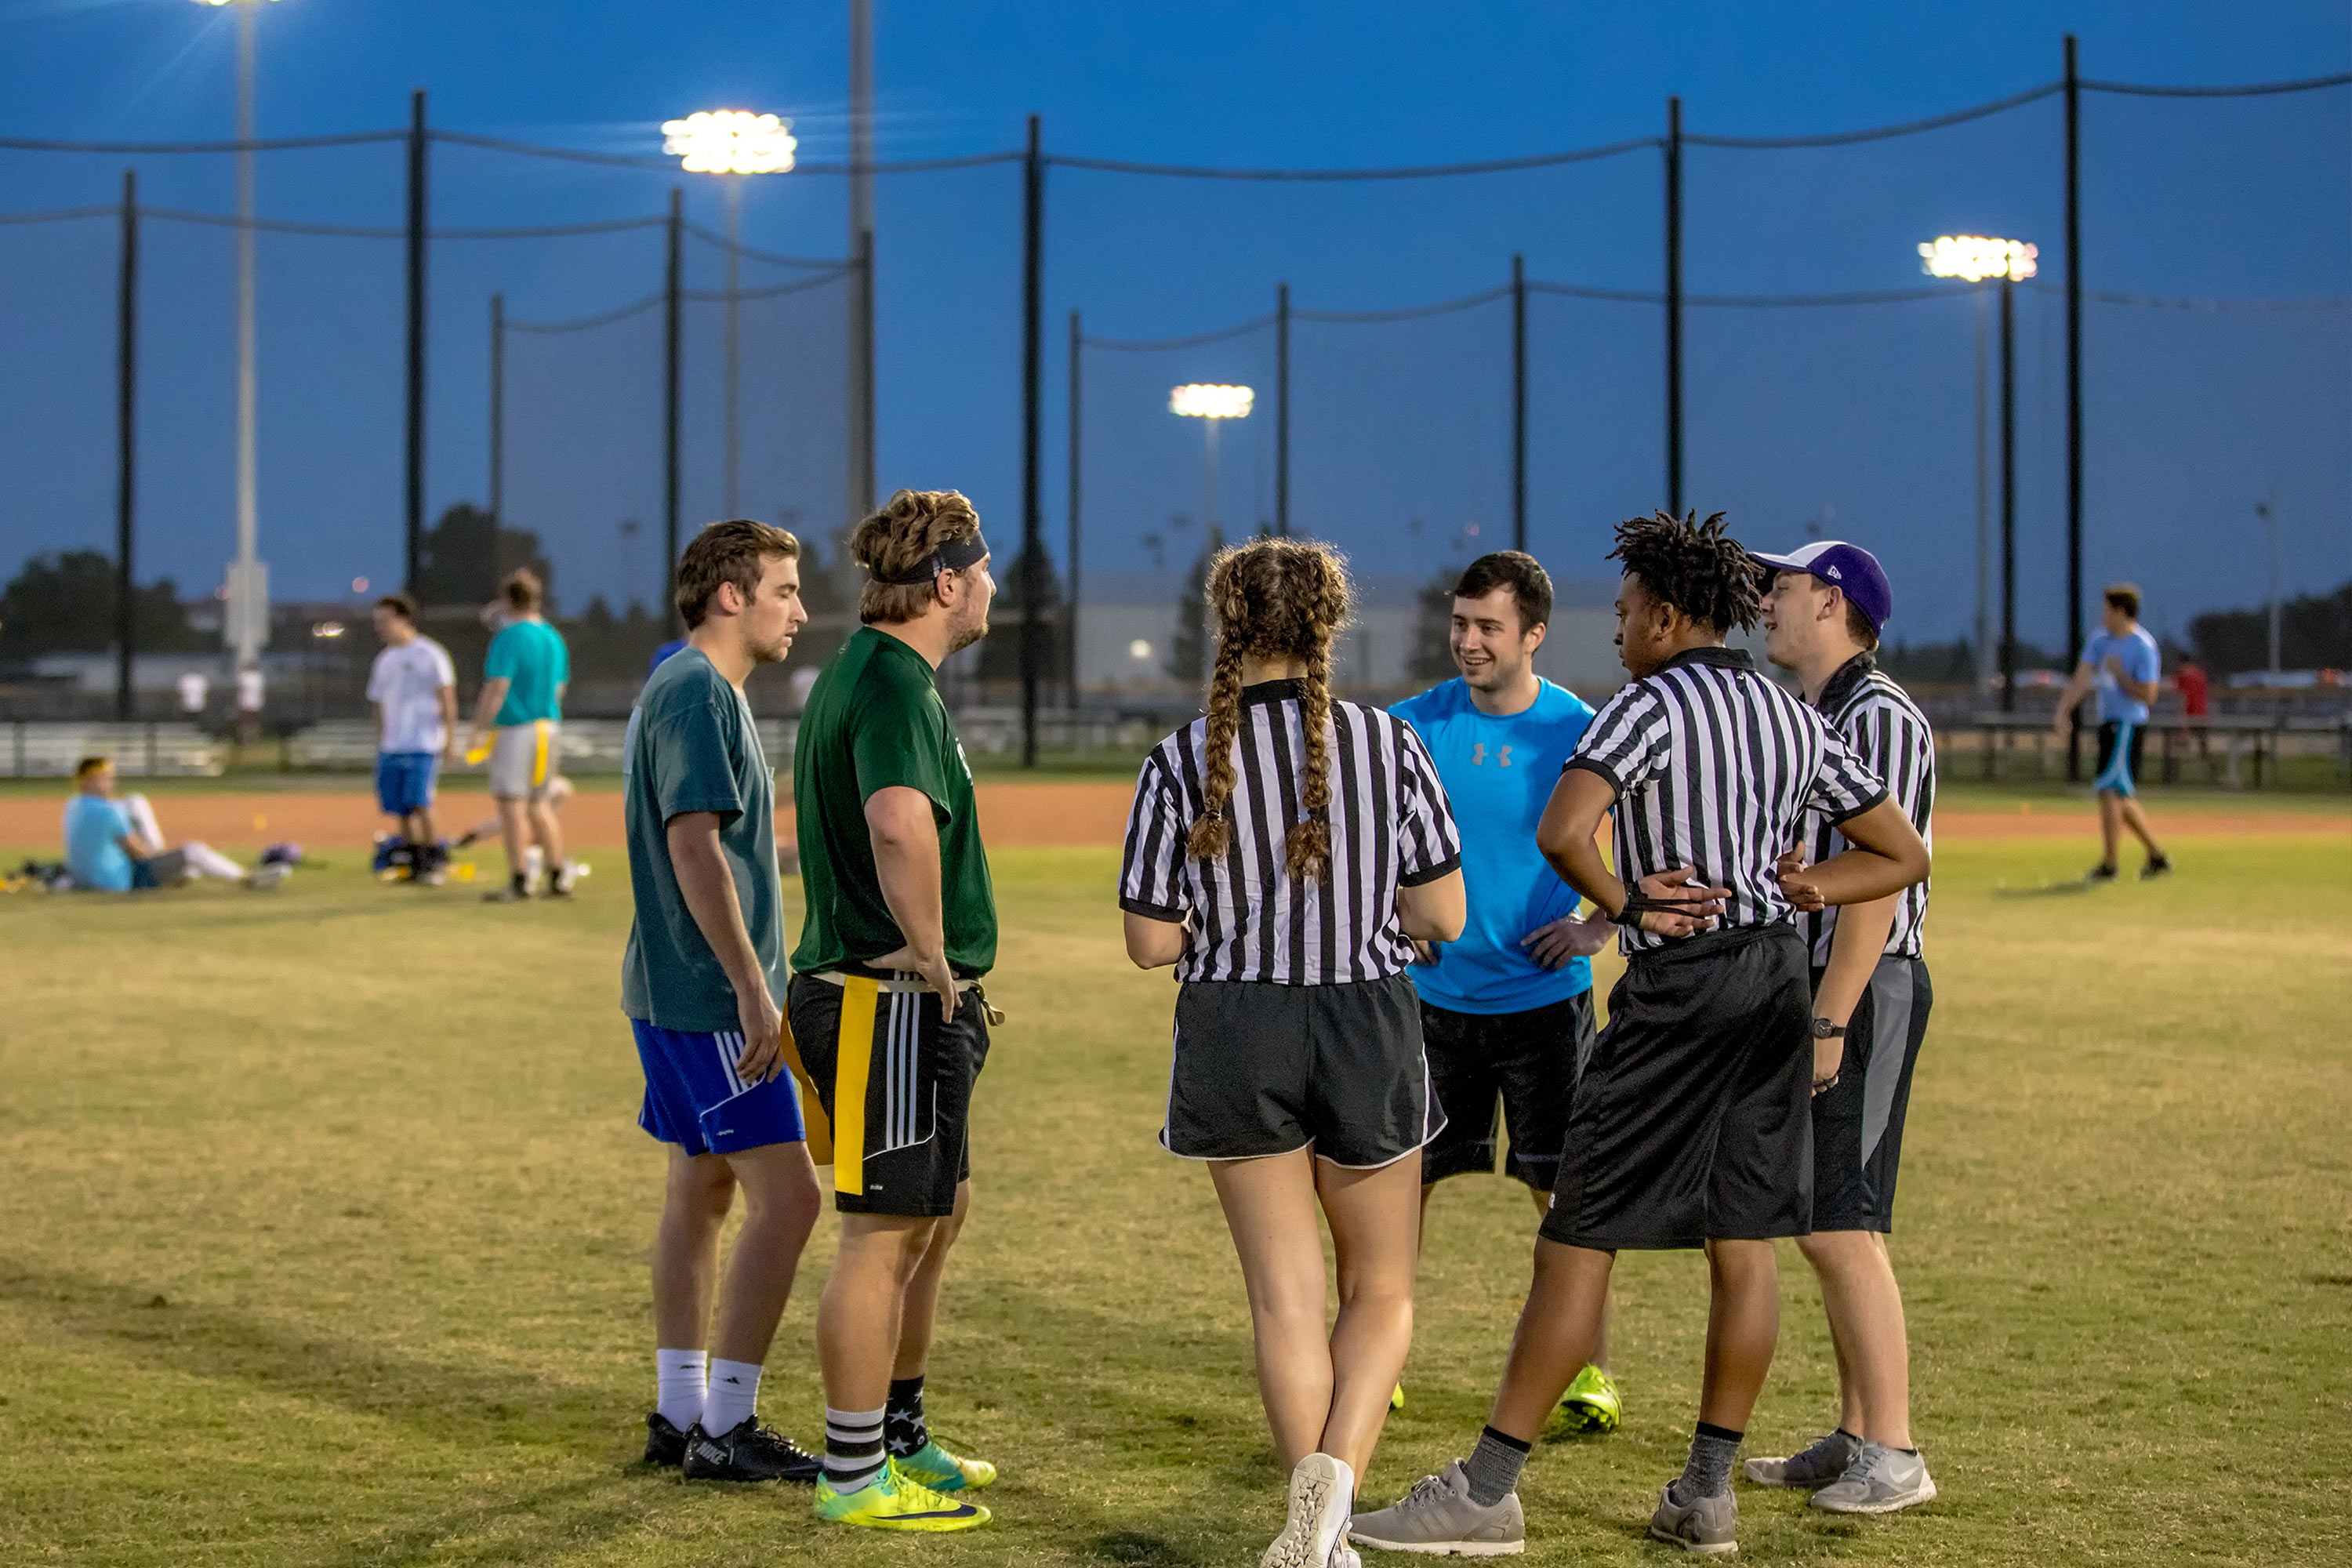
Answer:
[
  {"left": 643, "top": 1411, "right": 690, "bottom": 1468},
  {"left": 682, "top": 1417, "right": 823, "bottom": 1483},
  {"left": 2140, "top": 854, "right": 2173, "bottom": 880},
  {"left": 2083, "top": 862, "right": 2119, "bottom": 885}
]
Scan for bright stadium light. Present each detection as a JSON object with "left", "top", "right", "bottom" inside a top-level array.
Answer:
[
  {"left": 1918, "top": 234, "right": 2038, "bottom": 283},
  {"left": 1921, "top": 233, "right": 2035, "bottom": 709},
  {"left": 666, "top": 109, "right": 797, "bottom": 521},
  {"left": 1170, "top": 383, "right": 1256, "bottom": 419},
  {"left": 1170, "top": 385, "right": 1254, "bottom": 534},
  {"left": 662, "top": 111, "right": 798, "bottom": 174}
]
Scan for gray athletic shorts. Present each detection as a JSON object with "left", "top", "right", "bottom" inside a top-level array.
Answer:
[
  {"left": 1808, "top": 956, "right": 1933, "bottom": 1233},
  {"left": 487, "top": 720, "right": 559, "bottom": 800}
]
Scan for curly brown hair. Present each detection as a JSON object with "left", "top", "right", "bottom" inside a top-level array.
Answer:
[
  {"left": 677, "top": 518, "right": 800, "bottom": 629},
  {"left": 850, "top": 489, "right": 984, "bottom": 624},
  {"left": 1609, "top": 510, "right": 1761, "bottom": 633},
  {"left": 1186, "top": 538, "right": 1352, "bottom": 882}
]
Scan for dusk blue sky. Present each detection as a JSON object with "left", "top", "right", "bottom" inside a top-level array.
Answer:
[{"left": 1, "top": 1, "right": 2346, "bottom": 651}]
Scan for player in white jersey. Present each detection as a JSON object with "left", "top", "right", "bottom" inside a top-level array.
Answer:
[
  {"left": 1751, "top": 540, "right": 1940, "bottom": 1515},
  {"left": 367, "top": 593, "right": 458, "bottom": 883}
]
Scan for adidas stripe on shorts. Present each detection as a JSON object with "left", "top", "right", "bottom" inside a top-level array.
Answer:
[
  {"left": 632, "top": 1018, "right": 808, "bottom": 1157},
  {"left": 787, "top": 972, "right": 992, "bottom": 1218}
]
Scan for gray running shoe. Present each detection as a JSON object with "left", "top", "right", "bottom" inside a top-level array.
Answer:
[
  {"left": 1348, "top": 1460, "right": 1524, "bottom": 1556},
  {"left": 1647, "top": 1483, "right": 1737, "bottom": 1555},
  {"left": 1809, "top": 1442, "right": 1936, "bottom": 1515},
  {"left": 1743, "top": 1430, "right": 1860, "bottom": 1489}
]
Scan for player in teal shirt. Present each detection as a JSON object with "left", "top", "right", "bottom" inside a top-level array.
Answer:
[{"left": 1389, "top": 551, "right": 1624, "bottom": 1435}]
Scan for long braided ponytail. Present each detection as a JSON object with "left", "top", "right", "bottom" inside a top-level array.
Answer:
[{"left": 1185, "top": 538, "right": 1351, "bottom": 881}]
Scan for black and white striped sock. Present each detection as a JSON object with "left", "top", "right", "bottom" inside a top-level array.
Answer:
[{"left": 824, "top": 1406, "right": 888, "bottom": 1491}]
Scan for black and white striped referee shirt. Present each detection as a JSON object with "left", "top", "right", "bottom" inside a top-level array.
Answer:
[
  {"left": 1119, "top": 679, "right": 1463, "bottom": 985},
  {"left": 1566, "top": 646, "right": 1886, "bottom": 956},
  {"left": 1800, "top": 654, "right": 1936, "bottom": 964}
]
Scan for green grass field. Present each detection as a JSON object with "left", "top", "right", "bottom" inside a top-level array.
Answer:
[{"left": 2, "top": 815, "right": 2347, "bottom": 1566}]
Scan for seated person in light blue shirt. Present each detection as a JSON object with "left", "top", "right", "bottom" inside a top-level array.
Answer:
[
  {"left": 1390, "top": 550, "right": 1624, "bottom": 1434},
  {"left": 2052, "top": 582, "right": 2172, "bottom": 882},
  {"left": 62, "top": 755, "right": 257, "bottom": 891}
]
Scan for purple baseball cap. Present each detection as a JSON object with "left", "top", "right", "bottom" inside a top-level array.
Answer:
[{"left": 1750, "top": 540, "right": 1893, "bottom": 633}]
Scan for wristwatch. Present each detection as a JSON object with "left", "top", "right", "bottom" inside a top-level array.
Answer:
[{"left": 1810, "top": 1018, "right": 1846, "bottom": 1040}]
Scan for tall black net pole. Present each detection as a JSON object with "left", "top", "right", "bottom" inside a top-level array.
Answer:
[
  {"left": 1511, "top": 252, "right": 1527, "bottom": 553},
  {"left": 405, "top": 89, "right": 427, "bottom": 593},
  {"left": 852, "top": 226, "right": 876, "bottom": 523},
  {"left": 488, "top": 293, "right": 504, "bottom": 528},
  {"left": 116, "top": 169, "right": 138, "bottom": 723},
  {"left": 1664, "top": 96, "right": 1684, "bottom": 517},
  {"left": 1021, "top": 114, "right": 1044, "bottom": 768},
  {"left": 1066, "top": 307, "right": 1082, "bottom": 704},
  {"left": 2000, "top": 274, "right": 2017, "bottom": 713},
  {"left": 2063, "top": 33, "right": 2085, "bottom": 779},
  {"left": 1276, "top": 281, "right": 1290, "bottom": 537},
  {"left": 664, "top": 186, "right": 684, "bottom": 636}
]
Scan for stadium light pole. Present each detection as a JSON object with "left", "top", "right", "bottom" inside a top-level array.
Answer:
[
  {"left": 848, "top": 0, "right": 877, "bottom": 528},
  {"left": 662, "top": 110, "right": 798, "bottom": 521},
  {"left": 117, "top": 169, "right": 140, "bottom": 722},
  {"left": 1171, "top": 384, "right": 1255, "bottom": 540},
  {"left": 1921, "top": 235, "right": 2037, "bottom": 713},
  {"left": 193, "top": 0, "right": 283, "bottom": 681}
]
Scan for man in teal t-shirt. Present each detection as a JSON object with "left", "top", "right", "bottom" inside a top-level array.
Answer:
[
  {"left": 2053, "top": 581, "right": 2172, "bottom": 882},
  {"left": 1390, "top": 550, "right": 1624, "bottom": 1436},
  {"left": 466, "top": 568, "right": 573, "bottom": 900}
]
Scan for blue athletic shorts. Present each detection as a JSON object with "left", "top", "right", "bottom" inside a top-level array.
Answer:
[
  {"left": 632, "top": 1018, "right": 807, "bottom": 1157},
  {"left": 376, "top": 751, "right": 439, "bottom": 815}
]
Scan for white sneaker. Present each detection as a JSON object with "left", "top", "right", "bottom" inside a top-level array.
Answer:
[{"left": 1263, "top": 1454, "right": 1354, "bottom": 1568}]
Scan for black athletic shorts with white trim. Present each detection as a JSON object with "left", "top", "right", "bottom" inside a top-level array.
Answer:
[
  {"left": 1421, "top": 991, "right": 1597, "bottom": 1190},
  {"left": 1163, "top": 972, "right": 1441, "bottom": 1168},
  {"left": 1541, "top": 922, "right": 1813, "bottom": 1250},
  {"left": 786, "top": 971, "right": 991, "bottom": 1218},
  {"left": 1808, "top": 956, "right": 1933, "bottom": 1233}
]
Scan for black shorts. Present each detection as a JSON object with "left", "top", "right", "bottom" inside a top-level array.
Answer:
[
  {"left": 786, "top": 972, "right": 991, "bottom": 1218},
  {"left": 1809, "top": 956, "right": 1933, "bottom": 1233},
  {"left": 1163, "top": 973, "right": 1441, "bottom": 1169},
  {"left": 1541, "top": 923, "right": 1813, "bottom": 1250},
  {"left": 1421, "top": 992, "right": 1597, "bottom": 1190},
  {"left": 2095, "top": 720, "right": 2146, "bottom": 796}
]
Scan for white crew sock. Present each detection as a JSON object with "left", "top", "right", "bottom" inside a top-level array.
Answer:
[
  {"left": 525, "top": 844, "right": 545, "bottom": 882},
  {"left": 655, "top": 1348, "right": 706, "bottom": 1428},
  {"left": 702, "top": 1358, "right": 763, "bottom": 1436}
]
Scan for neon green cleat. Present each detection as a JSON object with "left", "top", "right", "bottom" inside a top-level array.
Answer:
[
  {"left": 1392, "top": 1383, "right": 1407, "bottom": 1412},
  {"left": 813, "top": 1461, "right": 990, "bottom": 1530},
  {"left": 1559, "top": 1364, "right": 1622, "bottom": 1435},
  {"left": 895, "top": 1437, "right": 996, "bottom": 1492}
]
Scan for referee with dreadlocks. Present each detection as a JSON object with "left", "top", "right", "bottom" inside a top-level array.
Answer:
[{"left": 1351, "top": 511, "right": 1931, "bottom": 1559}]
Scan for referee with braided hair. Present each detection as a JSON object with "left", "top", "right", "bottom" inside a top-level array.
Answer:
[{"left": 1352, "top": 511, "right": 1931, "bottom": 1559}]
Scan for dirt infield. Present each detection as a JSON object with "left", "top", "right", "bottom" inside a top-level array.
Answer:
[{"left": 1, "top": 781, "right": 2339, "bottom": 854}]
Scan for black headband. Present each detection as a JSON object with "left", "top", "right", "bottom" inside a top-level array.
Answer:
[{"left": 875, "top": 530, "right": 990, "bottom": 585}]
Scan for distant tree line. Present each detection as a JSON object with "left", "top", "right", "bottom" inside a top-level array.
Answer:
[{"left": 2188, "top": 581, "right": 2352, "bottom": 673}]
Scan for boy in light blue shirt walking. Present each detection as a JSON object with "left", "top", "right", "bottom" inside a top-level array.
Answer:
[{"left": 2053, "top": 582, "right": 2172, "bottom": 882}]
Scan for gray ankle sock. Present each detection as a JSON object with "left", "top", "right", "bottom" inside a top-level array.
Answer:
[
  {"left": 1678, "top": 1422, "right": 1743, "bottom": 1501},
  {"left": 1464, "top": 1425, "right": 1530, "bottom": 1508}
]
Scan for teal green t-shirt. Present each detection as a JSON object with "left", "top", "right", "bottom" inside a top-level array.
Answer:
[
  {"left": 619, "top": 648, "right": 787, "bottom": 1029},
  {"left": 485, "top": 619, "right": 569, "bottom": 726}
]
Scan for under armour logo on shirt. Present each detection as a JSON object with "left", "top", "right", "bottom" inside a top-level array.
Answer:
[{"left": 1472, "top": 742, "right": 1513, "bottom": 768}]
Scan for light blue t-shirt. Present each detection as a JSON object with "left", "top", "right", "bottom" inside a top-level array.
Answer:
[
  {"left": 484, "top": 619, "right": 569, "bottom": 727},
  {"left": 1391, "top": 677, "right": 1597, "bottom": 1014},
  {"left": 63, "top": 795, "right": 135, "bottom": 892},
  {"left": 2082, "top": 626, "right": 2160, "bottom": 724}
]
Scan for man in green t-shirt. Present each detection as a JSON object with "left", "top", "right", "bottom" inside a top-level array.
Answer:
[
  {"left": 622, "top": 521, "right": 826, "bottom": 1484},
  {"left": 790, "top": 488, "right": 999, "bottom": 1532},
  {"left": 466, "top": 568, "right": 574, "bottom": 902}
]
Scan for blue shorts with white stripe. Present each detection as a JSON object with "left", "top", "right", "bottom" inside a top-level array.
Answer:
[{"left": 632, "top": 1018, "right": 806, "bottom": 1157}]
